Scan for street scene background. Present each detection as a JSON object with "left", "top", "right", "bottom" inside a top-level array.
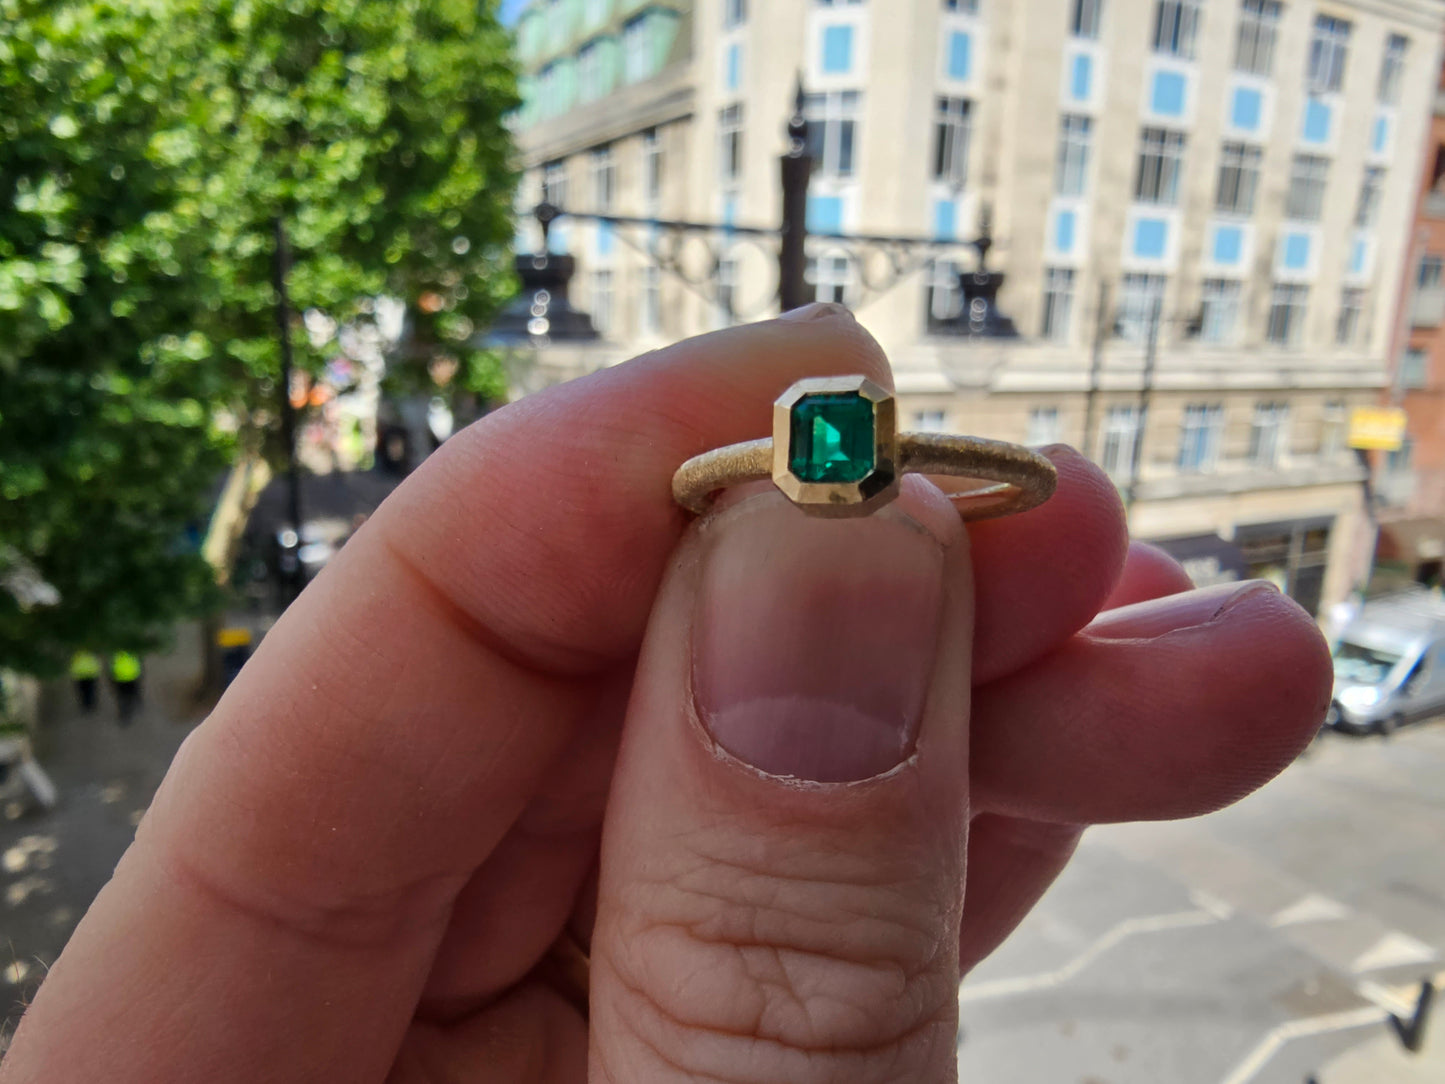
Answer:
[{"left": 7, "top": 0, "right": 1445, "bottom": 1080}]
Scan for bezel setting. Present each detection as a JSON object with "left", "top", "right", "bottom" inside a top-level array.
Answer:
[{"left": 771, "top": 375, "right": 900, "bottom": 517}]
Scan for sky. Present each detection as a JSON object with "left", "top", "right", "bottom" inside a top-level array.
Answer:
[{"left": 500, "top": 0, "right": 528, "bottom": 24}]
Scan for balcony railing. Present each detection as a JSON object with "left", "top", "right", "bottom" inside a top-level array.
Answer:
[
  {"left": 1411, "top": 286, "right": 1445, "bottom": 327},
  {"left": 1424, "top": 189, "right": 1445, "bottom": 219}
]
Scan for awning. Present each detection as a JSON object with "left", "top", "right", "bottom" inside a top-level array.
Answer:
[
  {"left": 1149, "top": 533, "right": 1249, "bottom": 587},
  {"left": 1377, "top": 517, "right": 1445, "bottom": 563}
]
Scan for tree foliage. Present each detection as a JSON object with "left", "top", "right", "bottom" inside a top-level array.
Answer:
[{"left": 0, "top": 0, "right": 519, "bottom": 674}]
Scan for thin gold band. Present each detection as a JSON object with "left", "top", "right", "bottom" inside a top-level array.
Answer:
[{"left": 672, "top": 432, "right": 1057, "bottom": 520}]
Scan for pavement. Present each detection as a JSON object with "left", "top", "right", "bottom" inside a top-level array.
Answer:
[
  {"left": 958, "top": 722, "right": 1445, "bottom": 1084},
  {"left": 0, "top": 633, "right": 206, "bottom": 1052},
  {"left": 1, "top": 639, "right": 1442, "bottom": 1081}
]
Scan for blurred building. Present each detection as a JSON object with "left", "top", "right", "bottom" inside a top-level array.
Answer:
[
  {"left": 1375, "top": 43, "right": 1445, "bottom": 587},
  {"left": 509, "top": 0, "right": 1445, "bottom": 615}
]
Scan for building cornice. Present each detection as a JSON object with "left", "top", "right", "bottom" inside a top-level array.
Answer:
[{"left": 516, "top": 71, "right": 695, "bottom": 164}]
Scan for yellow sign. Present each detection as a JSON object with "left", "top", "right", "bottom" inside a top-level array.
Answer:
[{"left": 1348, "top": 406, "right": 1407, "bottom": 451}]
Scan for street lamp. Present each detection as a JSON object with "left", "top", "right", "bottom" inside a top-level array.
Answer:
[
  {"left": 928, "top": 206, "right": 1021, "bottom": 340},
  {"left": 483, "top": 203, "right": 604, "bottom": 395}
]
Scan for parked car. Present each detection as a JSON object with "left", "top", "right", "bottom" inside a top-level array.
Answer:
[{"left": 1329, "top": 590, "right": 1445, "bottom": 735}]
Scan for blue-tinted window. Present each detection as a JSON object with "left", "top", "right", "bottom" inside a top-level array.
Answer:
[
  {"left": 808, "top": 195, "right": 844, "bottom": 234},
  {"left": 1053, "top": 208, "right": 1076, "bottom": 253},
  {"left": 1301, "top": 98, "right": 1331, "bottom": 144},
  {"left": 1070, "top": 53, "right": 1092, "bottom": 100},
  {"left": 1133, "top": 217, "right": 1168, "bottom": 258},
  {"left": 948, "top": 31, "right": 972, "bottom": 80},
  {"left": 1282, "top": 231, "right": 1311, "bottom": 270},
  {"left": 1231, "top": 86, "right": 1262, "bottom": 131},
  {"left": 822, "top": 25, "right": 853, "bottom": 74},
  {"left": 934, "top": 199, "right": 957, "bottom": 241},
  {"left": 1212, "top": 224, "right": 1243, "bottom": 265},
  {"left": 1151, "top": 71, "right": 1186, "bottom": 116},
  {"left": 726, "top": 42, "right": 741, "bottom": 89},
  {"left": 597, "top": 221, "right": 613, "bottom": 256},
  {"left": 1349, "top": 237, "right": 1367, "bottom": 274},
  {"left": 1373, "top": 114, "right": 1389, "bottom": 154}
]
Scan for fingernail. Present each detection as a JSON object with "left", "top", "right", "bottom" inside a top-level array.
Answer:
[
  {"left": 778, "top": 301, "right": 853, "bottom": 323},
  {"left": 692, "top": 496, "right": 946, "bottom": 782},
  {"left": 1087, "top": 580, "right": 1280, "bottom": 640}
]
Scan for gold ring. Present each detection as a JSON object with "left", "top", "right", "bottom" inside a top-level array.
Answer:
[{"left": 672, "top": 375, "right": 1058, "bottom": 519}]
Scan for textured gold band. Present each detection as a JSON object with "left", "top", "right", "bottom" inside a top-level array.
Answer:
[{"left": 672, "top": 432, "right": 1057, "bottom": 520}]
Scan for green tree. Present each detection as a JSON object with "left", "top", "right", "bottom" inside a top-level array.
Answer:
[{"left": 0, "top": 0, "right": 519, "bottom": 675}]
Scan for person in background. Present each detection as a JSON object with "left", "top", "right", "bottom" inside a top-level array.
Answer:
[
  {"left": 109, "top": 651, "right": 142, "bottom": 725},
  {"left": 69, "top": 651, "right": 100, "bottom": 713}
]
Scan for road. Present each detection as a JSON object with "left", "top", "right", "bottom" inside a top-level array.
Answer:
[
  {"left": 2, "top": 657, "right": 1442, "bottom": 1080},
  {"left": 958, "top": 721, "right": 1445, "bottom": 1084}
]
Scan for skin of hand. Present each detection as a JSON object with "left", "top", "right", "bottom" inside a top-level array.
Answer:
[{"left": 0, "top": 304, "right": 1332, "bottom": 1084}]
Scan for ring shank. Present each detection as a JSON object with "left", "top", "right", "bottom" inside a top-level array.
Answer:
[{"left": 672, "top": 433, "right": 1056, "bottom": 519}]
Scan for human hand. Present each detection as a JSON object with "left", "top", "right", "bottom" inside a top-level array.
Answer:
[{"left": 0, "top": 306, "right": 1331, "bottom": 1083}]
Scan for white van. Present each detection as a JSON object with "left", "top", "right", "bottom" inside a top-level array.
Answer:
[{"left": 1329, "top": 590, "right": 1445, "bottom": 736}]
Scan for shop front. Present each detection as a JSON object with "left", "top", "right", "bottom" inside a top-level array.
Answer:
[{"left": 1233, "top": 516, "right": 1335, "bottom": 616}]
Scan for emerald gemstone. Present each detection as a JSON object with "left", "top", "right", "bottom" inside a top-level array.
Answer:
[{"left": 788, "top": 391, "right": 876, "bottom": 484}]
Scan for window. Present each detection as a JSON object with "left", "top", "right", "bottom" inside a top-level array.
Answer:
[
  {"left": 1072, "top": 0, "right": 1103, "bottom": 38},
  {"left": 542, "top": 159, "right": 568, "bottom": 207},
  {"left": 1199, "top": 279, "right": 1242, "bottom": 343},
  {"left": 1152, "top": 0, "right": 1201, "bottom": 59},
  {"left": 642, "top": 128, "right": 662, "bottom": 210},
  {"left": 641, "top": 265, "right": 661, "bottom": 335},
  {"left": 1267, "top": 283, "right": 1308, "bottom": 345},
  {"left": 1400, "top": 347, "right": 1429, "bottom": 389},
  {"left": 1336, "top": 287, "right": 1364, "bottom": 345},
  {"left": 1215, "top": 142, "right": 1262, "bottom": 215},
  {"left": 1418, "top": 255, "right": 1443, "bottom": 289},
  {"left": 1135, "top": 128, "right": 1187, "bottom": 205},
  {"left": 1387, "top": 434, "right": 1413, "bottom": 474},
  {"left": 717, "top": 257, "right": 739, "bottom": 325},
  {"left": 1056, "top": 115, "right": 1092, "bottom": 197},
  {"left": 1307, "top": 15, "right": 1351, "bottom": 94},
  {"left": 1028, "top": 407, "right": 1063, "bottom": 446},
  {"left": 584, "top": 0, "right": 608, "bottom": 27},
  {"left": 590, "top": 144, "right": 614, "bottom": 211},
  {"left": 1378, "top": 33, "right": 1409, "bottom": 105},
  {"left": 1117, "top": 273, "right": 1167, "bottom": 342},
  {"left": 623, "top": 16, "right": 651, "bottom": 84},
  {"left": 912, "top": 410, "right": 947, "bottom": 431},
  {"left": 805, "top": 91, "right": 860, "bottom": 179},
  {"left": 1041, "top": 268, "right": 1075, "bottom": 341},
  {"left": 926, "top": 258, "right": 962, "bottom": 321},
  {"left": 1178, "top": 403, "right": 1224, "bottom": 471},
  {"left": 1320, "top": 400, "right": 1347, "bottom": 458},
  {"left": 578, "top": 40, "right": 602, "bottom": 102},
  {"left": 1285, "top": 155, "right": 1329, "bottom": 221},
  {"left": 1355, "top": 166, "right": 1384, "bottom": 228},
  {"left": 1248, "top": 401, "right": 1289, "bottom": 466},
  {"left": 806, "top": 254, "right": 853, "bottom": 304},
  {"left": 1234, "top": 0, "right": 1281, "bottom": 77},
  {"left": 944, "top": 0, "right": 980, "bottom": 10},
  {"left": 591, "top": 269, "right": 614, "bottom": 335},
  {"left": 821, "top": 24, "right": 854, "bottom": 73},
  {"left": 934, "top": 97, "right": 973, "bottom": 188},
  {"left": 1100, "top": 405, "right": 1142, "bottom": 480},
  {"left": 723, "top": 0, "right": 746, "bottom": 29},
  {"left": 718, "top": 104, "right": 743, "bottom": 184}
]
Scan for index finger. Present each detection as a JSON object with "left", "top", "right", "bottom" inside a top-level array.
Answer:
[{"left": 1, "top": 307, "right": 895, "bottom": 1084}]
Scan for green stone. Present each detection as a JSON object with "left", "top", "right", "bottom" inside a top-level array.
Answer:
[{"left": 788, "top": 391, "right": 876, "bottom": 484}]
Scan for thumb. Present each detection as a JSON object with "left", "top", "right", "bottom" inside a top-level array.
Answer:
[{"left": 590, "top": 478, "right": 974, "bottom": 1083}]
